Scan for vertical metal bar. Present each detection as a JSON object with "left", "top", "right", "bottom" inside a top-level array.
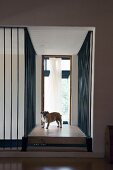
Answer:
[
  {"left": 17, "top": 28, "right": 19, "bottom": 149},
  {"left": 3, "top": 28, "right": 5, "bottom": 148},
  {"left": 10, "top": 28, "right": 12, "bottom": 148},
  {"left": 24, "top": 28, "right": 27, "bottom": 137},
  {"left": 70, "top": 56, "right": 72, "bottom": 125},
  {"left": 89, "top": 31, "right": 93, "bottom": 137}
]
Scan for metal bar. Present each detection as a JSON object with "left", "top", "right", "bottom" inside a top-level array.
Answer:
[
  {"left": 10, "top": 28, "right": 13, "bottom": 148},
  {"left": 17, "top": 28, "right": 19, "bottom": 149},
  {"left": 24, "top": 28, "right": 26, "bottom": 136},
  {"left": 89, "top": 31, "right": 93, "bottom": 137},
  {"left": 3, "top": 28, "right": 5, "bottom": 148}
]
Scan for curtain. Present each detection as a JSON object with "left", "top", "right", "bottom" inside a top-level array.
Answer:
[
  {"left": 24, "top": 28, "right": 36, "bottom": 136},
  {"left": 45, "top": 58, "right": 62, "bottom": 113},
  {"left": 78, "top": 31, "right": 92, "bottom": 137}
]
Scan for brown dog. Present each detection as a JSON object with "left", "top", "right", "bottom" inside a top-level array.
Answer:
[{"left": 41, "top": 111, "right": 62, "bottom": 129}]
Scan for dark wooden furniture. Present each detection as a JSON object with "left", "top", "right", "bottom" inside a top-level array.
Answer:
[{"left": 105, "top": 125, "right": 113, "bottom": 163}]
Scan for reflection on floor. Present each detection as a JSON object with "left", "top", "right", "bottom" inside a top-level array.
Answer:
[
  {"left": 27, "top": 125, "right": 88, "bottom": 152},
  {"left": 0, "top": 158, "right": 113, "bottom": 170}
]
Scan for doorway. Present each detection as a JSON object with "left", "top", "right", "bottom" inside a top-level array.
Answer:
[{"left": 41, "top": 55, "right": 72, "bottom": 125}]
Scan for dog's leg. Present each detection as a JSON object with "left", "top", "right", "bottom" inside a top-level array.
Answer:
[
  {"left": 60, "top": 118, "right": 62, "bottom": 128},
  {"left": 56, "top": 120, "right": 59, "bottom": 127},
  {"left": 42, "top": 122, "right": 45, "bottom": 128},
  {"left": 46, "top": 122, "right": 50, "bottom": 129}
]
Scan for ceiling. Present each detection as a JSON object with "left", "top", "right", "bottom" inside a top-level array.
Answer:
[{"left": 28, "top": 26, "right": 91, "bottom": 55}]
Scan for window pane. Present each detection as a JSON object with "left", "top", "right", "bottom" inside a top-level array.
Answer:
[{"left": 61, "top": 60, "right": 70, "bottom": 70}]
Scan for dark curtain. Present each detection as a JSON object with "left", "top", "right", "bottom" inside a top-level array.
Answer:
[
  {"left": 24, "top": 28, "right": 36, "bottom": 136},
  {"left": 78, "top": 31, "right": 92, "bottom": 137}
]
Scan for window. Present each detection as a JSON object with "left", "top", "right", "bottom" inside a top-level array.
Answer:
[{"left": 42, "top": 56, "right": 71, "bottom": 124}]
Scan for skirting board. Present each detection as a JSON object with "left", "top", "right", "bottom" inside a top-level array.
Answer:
[{"left": 0, "top": 151, "right": 104, "bottom": 158}]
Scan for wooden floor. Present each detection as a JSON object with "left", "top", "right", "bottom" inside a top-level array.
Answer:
[
  {"left": 28, "top": 124, "right": 86, "bottom": 137},
  {"left": 27, "top": 125, "right": 87, "bottom": 151},
  {"left": 0, "top": 158, "right": 113, "bottom": 170}
]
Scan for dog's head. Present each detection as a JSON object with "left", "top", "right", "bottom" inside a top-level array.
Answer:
[{"left": 41, "top": 111, "right": 49, "bottom": 117}]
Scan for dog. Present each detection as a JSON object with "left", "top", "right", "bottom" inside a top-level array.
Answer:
[{"left": 41, "top": 111, "right": 62, "bottom": 129}]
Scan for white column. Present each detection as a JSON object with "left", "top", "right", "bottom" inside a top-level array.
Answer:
[
  {"left": 36, "top": 55, "right": 42, "bottom": 125},
  {"left": 71, "top": 55, "right": 78, "bottom": 126}
]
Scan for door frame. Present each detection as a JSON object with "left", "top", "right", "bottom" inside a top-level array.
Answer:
[{"left": 41, "top": 55, "right": 72, "bottom": 125}]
